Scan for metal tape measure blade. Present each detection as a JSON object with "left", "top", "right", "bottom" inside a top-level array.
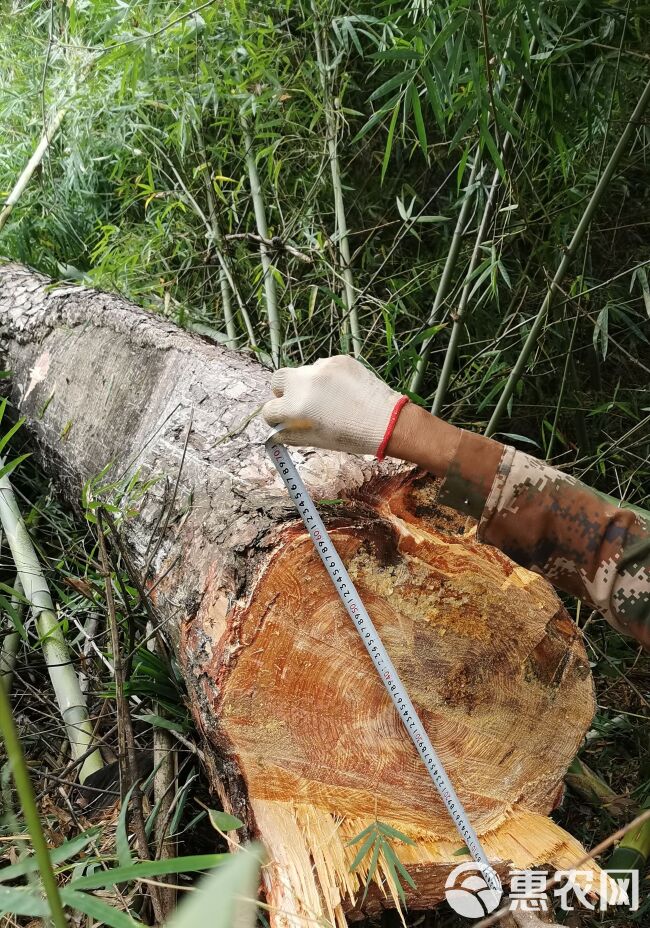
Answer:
[{"left": 264, "top": 431, "right": 500, "bottom": 891}]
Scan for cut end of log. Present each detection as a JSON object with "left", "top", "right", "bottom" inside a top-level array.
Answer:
[
  {"left": 183, "top": 471, "right": 595, "bottom": 927},
  {"left": 254, "top": 800, "right": 604, "bottom": 926}
]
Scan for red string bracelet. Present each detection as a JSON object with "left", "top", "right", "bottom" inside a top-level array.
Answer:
[{"left": 376, "top": 395, "right": 410, "bottom": 461}]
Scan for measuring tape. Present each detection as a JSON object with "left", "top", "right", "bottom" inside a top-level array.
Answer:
[{"left": 265, "top": 427, "right": 501, "bottom": 895}]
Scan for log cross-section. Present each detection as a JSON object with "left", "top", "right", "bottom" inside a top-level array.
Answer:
[{"left": 0, "top": 262, "right": 596, "bottom": 927}]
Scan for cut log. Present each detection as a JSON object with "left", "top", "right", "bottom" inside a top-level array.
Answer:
[{"left": 0, "top": 262, "right": 597, "bottom": 926}]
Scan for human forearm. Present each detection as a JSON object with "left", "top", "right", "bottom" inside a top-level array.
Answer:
[
  {"left": 474, "top": 449, "right": 650, "bottom": 647},
  {"left": 386, "top": 404, "right": 506, "bottom": 518},
  {"left": 384, "top": 403, "right": 461, "bottom": 474},
  {"left": 391, "top": 407, "right": 650, "bottom": 647}
]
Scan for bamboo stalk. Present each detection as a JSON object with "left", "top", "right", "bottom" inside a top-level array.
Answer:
[
  {"left": 410, "top": 154, "right": 484, "bottom": 395},
  {"left": 218, "top": 271, "right": 237, "bottom": 348},
  {"left": 0, "top": 108, "right": 67, "bottom": 234},
  {"left": 411, "top": 36, "right": 519, "bottom": 397},
  {"left": 155, "top": 139, "right": 255, "bottom": 349},
  {"left": 432, "top": 78, "right": 527, "bottom": 415},
  {"left": 565, "top": 757, "right": 631, "bottom": 817},
  {"left": 96, "top": 514, "right": 129, "bottom": 799},
  {"left": 150, "top": 620, "right": 177, "bottom": 918},
  {"left": 0, "top": 466, "right": 102, "bottom": 783},
  {"left": 241, "top": 116, "right": 281, "bottom": 367},
  {"left": 0, "top": 577, "right": 23, "bottom": 693},
  {"left": 607, "top": 803, "right": 650, "bottom": 875},
  {"left": 198, "top": 139, "right": 238, "bottom": 348},
  {"left": 313, "top": 6, "right": 361, "bottom": 357},
  {"left": 213, "top": 245, "right": 256, "bottom": 350},
  {"left": 153, "top": 724, "right": 177, "bottom": 915},
  {"left": 485, "top": 77, "right": 650, "bottom": 437},
  {"left": 0, "top": 677, "right": 68, "bottom": 928},
  {"left": 97, "top": 512, "right": 165, "bottom": 923},
  {"left": 144, "top": 585, "right": 177, "bottom": 915}
]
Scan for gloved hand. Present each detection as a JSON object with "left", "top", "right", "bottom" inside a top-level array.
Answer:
[{"left": 262, "top": 355, "right": 409, "bottom": 459}]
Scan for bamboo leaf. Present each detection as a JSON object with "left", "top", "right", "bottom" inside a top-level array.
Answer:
[
  {"left": 346, "top": 823, "right": 375, "bottom": 845},
  {"left": 391, "top": 851, "right": 418, "bottom": 891},
  {"left": 348, "top": 832, "right": 376, "bottom": 871},
  {"left": 410, "top": 84, "right": 428, "bottom": 156},
  {"left": 0, "top": 593, "right": 27, "bottom": 640},
  {"left": 467, "top": 258, "right": 495, "bottom": 301},
  {"left": 0, "top": 454, "right": 31, "bottom": 482},
  {"left": 0, "top": 885, "right": 50, "bottom": 917},
  {"left": 376, "top": 822, "right": 416, "bottom": 845},
  {"left": 60, "top": 890, "right": 142, "bottom": 928},
  {"left": 352, "top": 100, "right": 397, "bottom": 144},
  {"left": 369, "top": 69, "right": 417, "bottom": 103},
  {"left": 361, "top": 837, "right": 381, "bottom": 903},
  {"left": 381, "top": 101, "right": 401, "bottom": 184},
  {"left": 415, "top": 214, "right": 449, "bottom": 224},
  {"left": 69, "top": 855, "right": 226, "bottom": 892},
  {"left": 449, "top": 106, "right": 479, "bottom": 152},
  {"left": 371, "top": 49, "right": 421, "bottom": 62},
  {"left": 593, "top": 305, "right": 609, "bottom": 360},
  {"left": 382, "top": 844, "right": 406, "bottom": 904},
  {"left": 479, "top": 120, "right": 505, "bottom": 178},
  {"left": 477, "top": 377, "right": 509, "bottom": 413},
  {"left": 165, "top": 847, "right": 261, "bottom": 928},
  {"left": 499, "top": 433, "right": 541, "bottom": 448},
  {"left": 116, "top": 783, "right": 136, "bottom": 868},
  {"left": 452, "top": 845, "right": 472, "bottom": 856},
  {"left": 135, "top": 712, "right": 185, "bottom": 732},
  {"left": 0, "top": 828, "right": 101, "bottom": 883},
  {"left": 208, "top": 810, "right": 245, "bottom": 832},
  {"left": 420, "top": 65, "right": 445, "bottom": 132},
  {"left": 410, "top": 323, "right": 446, "bottom": 346},
  {"left": 0, "top": 417, "right": 24, "bottom": 455}
]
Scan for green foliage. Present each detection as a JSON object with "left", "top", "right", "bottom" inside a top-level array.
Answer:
[
  {"left": 0, "top": 660, "right": 67, "bottom": 928},
  {"left": 0, "top": 824, "right": 227, "bottom": 926},
  {"left": 208, "top": 809, "right": 245, "bottom": 832},
  {"left": 0, "top": 0, "right": 628, "bottom": 505},
  {"left": 347, "top": 819, "right": 417, "bottom": 904},
  {"left": 166, "top": 845, "right": 261, "bottom": 928},
  {"left": 0, "top": 4, "right": 649, "bottom": 927}
]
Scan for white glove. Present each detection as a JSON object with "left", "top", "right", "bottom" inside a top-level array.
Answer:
[{"left": 262, "top": 355, "right": 409, "bottom": 458}]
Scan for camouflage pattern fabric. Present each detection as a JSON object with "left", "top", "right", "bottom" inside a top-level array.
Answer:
[{"left": 439, "top": 431, "right": 650, "bottom": 649}]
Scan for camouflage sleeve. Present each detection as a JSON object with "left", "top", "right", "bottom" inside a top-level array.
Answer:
[{"left": 438, "top": 430, "right": 650, "bottom": 648}]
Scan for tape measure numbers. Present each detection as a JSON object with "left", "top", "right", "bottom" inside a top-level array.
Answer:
[{"left": 265, "top": 427, "right": 501, "bottom": 894}]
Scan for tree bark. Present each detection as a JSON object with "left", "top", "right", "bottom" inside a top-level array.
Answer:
[{"left": 0, "top": 262, "right": 598, "bottom": 926}]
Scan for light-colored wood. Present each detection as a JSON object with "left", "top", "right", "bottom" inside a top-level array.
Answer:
[
  {"left": 0, "top": 262, "right": 598, "bottom": 927},
  {"left": 190, "top": 471, "right": 596, "bottom": 922}
]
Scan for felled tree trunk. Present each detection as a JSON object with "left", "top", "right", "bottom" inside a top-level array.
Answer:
[{"left": 0, "top": 262, "right": 597, "bottom": 926}]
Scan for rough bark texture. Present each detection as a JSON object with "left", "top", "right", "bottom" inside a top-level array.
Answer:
[{"left": 0, "top": 262, "right": 598, "bottom": 927}]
